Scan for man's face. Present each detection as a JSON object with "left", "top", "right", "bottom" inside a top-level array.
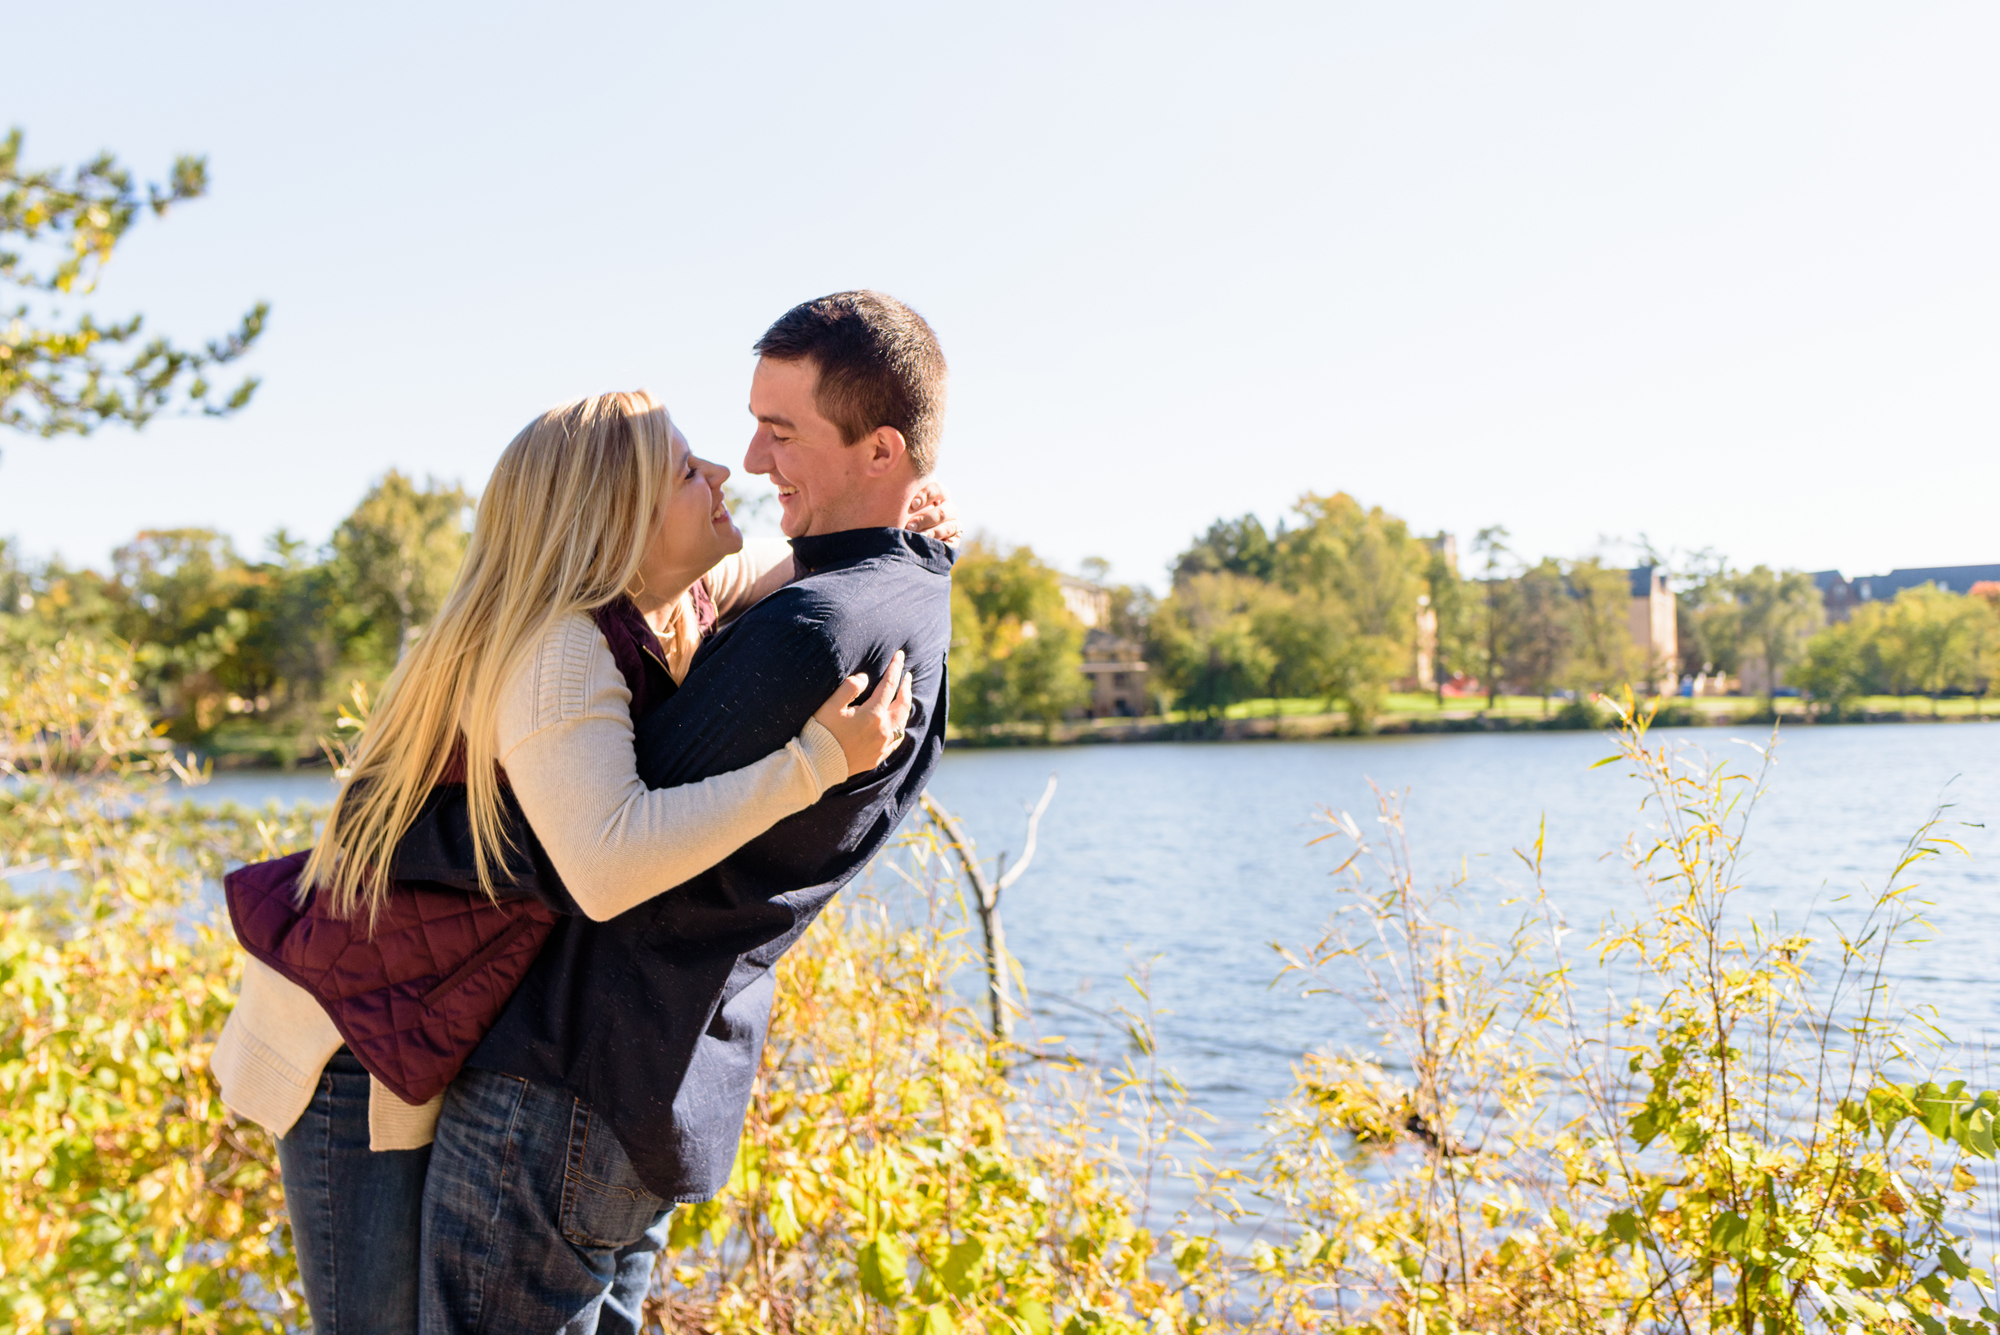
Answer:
[{"left": 745, "top": 356, "right": 865, "bottom": 538}]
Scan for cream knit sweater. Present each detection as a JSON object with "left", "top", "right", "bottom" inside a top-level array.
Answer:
[{"left": 211, "top": 547, "right": 846, "bottom": 1149}]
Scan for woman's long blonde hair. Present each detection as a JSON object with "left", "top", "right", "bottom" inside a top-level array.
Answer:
[{"left": 301, "top": 390, "right": 683, "bottom": 923}]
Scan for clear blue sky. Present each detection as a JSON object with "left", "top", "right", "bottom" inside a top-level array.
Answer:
[{"left": 5, "top": 2, "right": 1996, "bottom": 588}]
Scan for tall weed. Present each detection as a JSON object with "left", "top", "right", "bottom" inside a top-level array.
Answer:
[{"left": 1248, "top": 693, "right": 1997, "bottom": 1333}]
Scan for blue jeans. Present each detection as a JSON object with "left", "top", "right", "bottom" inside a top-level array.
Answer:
[
  {"left": 420, "top": 1066, "right": 672, "bottom": 1334},
  {"left": 275, "top": 1049, "right": 429, "bottom": 1334}
]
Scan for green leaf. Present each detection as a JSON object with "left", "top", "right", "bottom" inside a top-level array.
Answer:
[
  {"left": 1919, "top": 1083, "right": 1956, "bottom": 1139},
  {"left": 1173, "top": 1234, "right": 1214, "bottom": 1278},
  {"left": 1013, "top": 1299, "right": 1052, "bottom": 1335},
  {"left": 1964, "top": 1106, "right": 1996, "bottom": 1160},
  {"left": 901, "top": 1304, "right": 957, "bottom": 1335},
  {"left": 937, "top": 1237, "right": 985, "bottom": 1297},
  {"left": 1604, "top": 1209, "right": 1640, "bottom": 1247},
  {"left": 1629, "top": 1107, "right": 1662, "bottom": 1149},
  {"left": 667, "top": 1198, "right": 723, "bottom": 1252},
  {"left": 1940, "top": 1245, "right": 1971, "bottom": 1282},
  {"left": 859, "top": 1234, "right": 910, "bottom": 1306}
]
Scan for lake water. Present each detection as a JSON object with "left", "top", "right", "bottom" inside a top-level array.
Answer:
[{"left": 192, "top": 722, "right": 2000, "bottom": 1216}]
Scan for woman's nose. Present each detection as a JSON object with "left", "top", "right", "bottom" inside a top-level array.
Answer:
[{"left": 704, "top": 458, "right": 731, "bottom": 487}]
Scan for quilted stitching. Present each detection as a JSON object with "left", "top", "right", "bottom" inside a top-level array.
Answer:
[{"left": 227, "top": 851, "right": 555, "bottom": 1105}]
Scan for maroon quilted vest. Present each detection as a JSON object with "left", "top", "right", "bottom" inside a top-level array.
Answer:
[{"left": 224, "top": 590, "right": 713, "bottom": 1106}]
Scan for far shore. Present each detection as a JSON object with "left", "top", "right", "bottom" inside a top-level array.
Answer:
[
  {"left": 119, "top": 692, "right": 1994, "bottom": 770},
  {"left": 946, "top": 692, "right": 1997, "bottom": 748}
]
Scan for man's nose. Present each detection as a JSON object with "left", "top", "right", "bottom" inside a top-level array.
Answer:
[{"left": 744, "top": 428, "right": 772, "bottom": 474}]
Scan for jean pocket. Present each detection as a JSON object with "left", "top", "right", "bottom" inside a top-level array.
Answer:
[{"left": 558, "top": 1102, "right": 665, "bottom": 1250}]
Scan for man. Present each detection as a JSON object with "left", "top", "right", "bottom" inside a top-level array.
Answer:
[{"left": 403, "top": 291, "right": 955, "bottom": 1331}]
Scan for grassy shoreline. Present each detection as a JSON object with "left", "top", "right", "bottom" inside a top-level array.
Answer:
[
  {"left": 169, "top": 693, "right": 1994, "bottom": 765},
  {"left": 946, "top": 692, "right": 1997, "bottom": 746}
]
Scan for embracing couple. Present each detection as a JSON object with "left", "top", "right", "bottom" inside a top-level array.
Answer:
[{"left": 212, "top": 292, "right": 961, "bottom": 1332}]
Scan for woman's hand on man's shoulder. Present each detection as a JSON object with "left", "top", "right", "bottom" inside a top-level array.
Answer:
[{"left": 903, "top": 481, "right": 962, "bottom": 546}]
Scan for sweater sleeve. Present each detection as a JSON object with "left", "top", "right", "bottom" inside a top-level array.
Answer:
[
  {"left": 495, "top": 615, "right": 849, "bottom": 922},
  {"left": 703, "top": 539, "right": 796, "bottom": 621}
]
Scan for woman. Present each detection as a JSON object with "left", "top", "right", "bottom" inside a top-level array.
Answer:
[{"left": 214, "top": 390, "right": 954, "bottom": 1332}]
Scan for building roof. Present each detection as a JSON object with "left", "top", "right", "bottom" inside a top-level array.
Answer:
[
  {"left": 1628, "top": 565, "right": 1665, "bottom": 598},
  {"left": 1858, "top": 564, "right": 2000, "bottom": 598}
]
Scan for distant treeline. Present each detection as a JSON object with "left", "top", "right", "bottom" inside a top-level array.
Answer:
[
  {"left": 1, "top": 472, "right": 471, "bottom": 763},
  {"left": 951, "top": 494, "right": 2000, "bottom": 733},
  {"left": 5, "top": 483, "right": 1995, "bottom": 759},
  {"left": 1149, "top": 498, "right": 1656, "bottom": 728}
]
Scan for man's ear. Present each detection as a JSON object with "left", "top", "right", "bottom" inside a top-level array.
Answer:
[{"left": 862, "top": 426, "right": 910, "bottom": 477}]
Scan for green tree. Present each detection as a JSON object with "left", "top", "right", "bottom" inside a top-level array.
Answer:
[
  {"left": 329, "top": 471, "right": 472, "bottom": 667},
  {"left": 1969, "top": 583, "right": 2000, "bottom": 713},
  {"left": 1792, "top": 618, "right": 1870, "bottom": 719},
  {"left": 235, "top": 529, "right": 341, "bottom": 756},
  {"left": 1, "top": 476, "right": 470, "bottom": 760},
  {"left": 1253, "top": 587, "right": 1403, "bottom": 732},
  {"left": 1272, "top": 494, "right": 1424, "bottom": 651},
  {"left": 1171, "top": 513, "right": 1278, "bottom": 583},
  {"left": 1422, "top": 535, "right": 1475, "bottom": 705},
  {"left": 103, "top": 528, "right": 261, "bottom": 741},
  {"left": 1729, "top": 566, "right": 1823, "bottom": 705},
  {"left": 1160, "top": 495, "right": 1441, "bottom": 726},
  {"left": 0, "top": 542, "right": 123, "bottom": 651},
  {"left": 1, "top": 128, "right": 266, "bottom": 443},
  {"left": 1562, "top": 558, "right": 1639, "bottom": 698},
  {"left": 1471, "top": 525, "right": 1512, "bottom": 709},
  {"left": 1498, "top": 558, "right": 1573, "bottom": 715},
  {"left": 1148, "top": 571, "right": 1276, "bottom": 721},
  {"left": 1267, "top": 492, "right": 1428, "bottom": 728},
  {"left": 947, "top": 539, "right": 1089, "bottom": 735},
  {"left": 1879, "top": 583, "right": 1980, "bottom": 715},
  {"left": 1855, "top": 600, "right": 1920, "bottom": 698},
  {"left": 1671, "top": 551, "right": 1740, "bottom": 678}
]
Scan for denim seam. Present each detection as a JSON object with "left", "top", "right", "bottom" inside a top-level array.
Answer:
[
  {"left": 467, "top": 1073, "right": 529, "bottom": 1335},
  {"left": 315, "top": 1070, "right": 338, "bottom": 1327},
  {"left": 559, "top": 1099, "right": 587, "bottom": 1243}
]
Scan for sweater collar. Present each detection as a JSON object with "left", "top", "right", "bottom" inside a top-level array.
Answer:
[{"left": 788, "top": 528, "right": 957, "bottom": 578}]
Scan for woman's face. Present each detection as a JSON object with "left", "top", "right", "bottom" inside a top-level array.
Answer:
[{"left": 634, "top": 424, "right": 742, "bottom": 606}]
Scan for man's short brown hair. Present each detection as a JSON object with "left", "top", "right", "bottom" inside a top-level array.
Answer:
[{"left": 753, "top": 291, "right": 948, "bottom": 476}]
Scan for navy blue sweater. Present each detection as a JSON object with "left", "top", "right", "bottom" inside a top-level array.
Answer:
[{"left": 393, "top": 528, "right": 954, "bottom": 1200}]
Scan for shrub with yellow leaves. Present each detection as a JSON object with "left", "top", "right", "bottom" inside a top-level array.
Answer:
[{"left": 2, "top": 635, "right": 316, "bottom": 1331}]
